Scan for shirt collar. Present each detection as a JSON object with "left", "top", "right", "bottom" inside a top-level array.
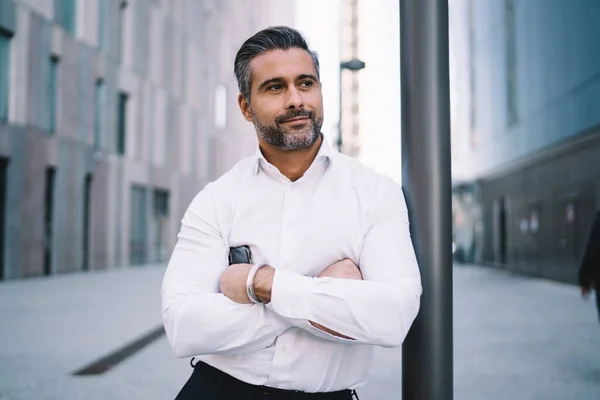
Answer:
[{"left": 253, "top": 135, "right": 336, "bottom": 175}]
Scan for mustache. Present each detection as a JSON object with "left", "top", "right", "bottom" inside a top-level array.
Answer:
[{"left": 275, "top": 110, "right": 314, "bottom": 124}]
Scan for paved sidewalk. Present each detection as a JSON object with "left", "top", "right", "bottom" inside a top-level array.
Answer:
[
  {"left": 360, "top": 265, "right": 600, "bottom": 399},
  {"left": 0, "top": 264, "right": 598, "bottom": 399},
  {"left": 0, "top": 264, "right": 189, "bottom": 400},
  {"left": 452, "top": 265, "right": 600, "bottom": 400}
]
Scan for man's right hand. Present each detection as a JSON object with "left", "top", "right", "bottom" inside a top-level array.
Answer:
[{"left": 318, "top": 258, "right": 362, "bottom": 280}]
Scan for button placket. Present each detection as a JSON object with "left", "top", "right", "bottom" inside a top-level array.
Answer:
[{"left": 277, "top": 184, "right": 293, "bottom": 268}]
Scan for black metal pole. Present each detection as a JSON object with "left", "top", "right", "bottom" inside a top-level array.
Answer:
[{"left": 400, "top": 0, "right": 453, "bottom": 399}]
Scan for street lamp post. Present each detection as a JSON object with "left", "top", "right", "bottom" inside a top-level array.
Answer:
[
  {"left": 337, "top": 59, "right": 366, "bottom": 153},
  {"left": 400, "top": 0, "right": 454, "bottom": 399}
]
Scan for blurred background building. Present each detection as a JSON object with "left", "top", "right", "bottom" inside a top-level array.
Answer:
[
  {"left": 338, "top": 0, "right": 361, "bottom": 158},
  {"left": 0, "top": 0, "right": 294, "bottom": 280},
  {"left": 334, "top": 0, "right": 401, "bottom": 182},
  {"left": 449, "top": 0, "right": 600, "bottom": 284}
]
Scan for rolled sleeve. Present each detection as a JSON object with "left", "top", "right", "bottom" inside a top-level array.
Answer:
[
  {"left": 161, "top": 186, "right": 292, "bottom": 357},
  {"left": 268, "top": 269, "right": 315, "bottom": 321},
  {"left": 265, "top": 178, "right": 421, "bottom": 347}
]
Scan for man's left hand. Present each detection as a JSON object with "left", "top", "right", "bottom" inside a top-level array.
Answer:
[{"left": 220, "top": 263, "right": 253, "bottom": 304}]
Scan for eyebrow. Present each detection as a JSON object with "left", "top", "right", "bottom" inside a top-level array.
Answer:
[
  {"left": 257, "top": 74, "right": 319, "bottom": 92},
  {"left": 297, "top": 74, "right": 319, "bottom": 82},
  {"left": 258, "top": 77, "right": 285, "bottom": 92}
]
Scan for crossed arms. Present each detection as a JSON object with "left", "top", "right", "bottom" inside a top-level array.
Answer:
[{"left": 161, "top": 182, "right": 422, "bottom": 358}]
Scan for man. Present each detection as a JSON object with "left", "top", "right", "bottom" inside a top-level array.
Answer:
[
  {"left": 579, "top": 209, "right": 600, "bottom": 321},
  {"left": 161, "top": 26, "right": 422, "bottom": 399}
]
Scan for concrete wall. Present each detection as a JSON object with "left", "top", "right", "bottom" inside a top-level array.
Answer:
[{"left": 450, "top": 0, "right": 600, "bottom": 182}]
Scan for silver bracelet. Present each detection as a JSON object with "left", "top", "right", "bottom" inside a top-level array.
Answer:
[{"left": 246, "top": 262, "right": 268, "bottom": 304}]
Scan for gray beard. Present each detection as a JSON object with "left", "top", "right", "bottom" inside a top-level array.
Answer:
[{"left": 252, "top": 111, "right": 323, "bottom": 150}]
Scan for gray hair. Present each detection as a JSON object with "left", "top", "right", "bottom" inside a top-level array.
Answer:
[{"left": 234, "top": 26, "right": 320, "bottom": 101}]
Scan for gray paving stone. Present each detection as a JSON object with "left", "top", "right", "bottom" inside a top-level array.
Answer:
[{"left": 0, "top": 264, "right": 598, "bottom": 399}]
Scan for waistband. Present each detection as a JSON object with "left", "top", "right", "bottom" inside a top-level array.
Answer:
[{"left": 194, "top": 360, "right": 355, "bottom": 399}]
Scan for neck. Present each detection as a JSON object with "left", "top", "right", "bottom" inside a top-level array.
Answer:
[{"left": 259, "top": 134, "right": 323, "bottom": 182}]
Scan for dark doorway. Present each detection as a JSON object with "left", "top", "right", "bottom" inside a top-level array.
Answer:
[
  {"left": 129, "top": 185, "right": 147, "bottom": 265},
  {"left": 44, "top": 167, "right": 56, "bottom": 276},
  {"left": 558, "top": 197, "right": 579, "bottom": 262},
  {"left": 0, "top": 157, "right": 8, "bottom": 280},
  {"left": 153, "top": 189, "right": 169, "bottom": 262},
  {"left": 82, "top": 173, "right": 92, "bottom": 271},
  {"left": 498, "top": 197, "right": 508, "bottom": 265}
]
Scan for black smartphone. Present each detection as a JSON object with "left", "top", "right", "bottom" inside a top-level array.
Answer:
[{"left": 228, "top": 245, "right": 252, "bottom": 265}]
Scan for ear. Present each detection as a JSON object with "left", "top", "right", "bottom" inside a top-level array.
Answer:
[{"left": 238, "top": 94, "right": 254, "bottom": 122}]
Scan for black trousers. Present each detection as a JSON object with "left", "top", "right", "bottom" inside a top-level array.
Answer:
[{"left": 175, "top": 361, "right": 354, "bottom": 400}]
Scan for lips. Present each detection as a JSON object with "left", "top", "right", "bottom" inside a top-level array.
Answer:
[
  {"left": 282, "top": 117, "right": 310, "bottom": 123},
  {"left": 276, "top": 111, "right": 313, "bottom": 124}
]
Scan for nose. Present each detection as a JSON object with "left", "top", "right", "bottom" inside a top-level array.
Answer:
[{"left": 285, "top": 86, "right": 304, "bottom": 109}]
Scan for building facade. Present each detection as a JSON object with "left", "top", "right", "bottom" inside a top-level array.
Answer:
[
  {"left": 338, "top": 0, "right": 361, "bottom": 158},
  {"left": 0, "top": 0, "right": 295, "bottom": 280},
  {"left": 449, "top": 0, "right": 600, "bottom": 283}
]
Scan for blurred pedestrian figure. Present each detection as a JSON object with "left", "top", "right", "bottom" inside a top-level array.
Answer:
[
  {"left": 578, "top": 210, "right": 600, "bottom": 321},
  {"left": 161, "top": 26, "right": 422, "bottom": 399}
]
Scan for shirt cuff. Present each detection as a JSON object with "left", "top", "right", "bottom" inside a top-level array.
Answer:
[
  {"left": 267, "top": 269, "right": 315, "bottom": 320},
  {"left": 303, "top": 319, "right": 357, "bottom": 343}
]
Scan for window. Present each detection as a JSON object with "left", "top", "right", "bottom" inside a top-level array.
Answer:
[
  {"left": 558, "top": 198, "right": 580, "bottom": 260},
  {"left": 133, "top": 3, "right": 147, "bottom": 74},
  {"left": 215, "top": 86, "right": 227, "bottom": 129},
  {"left": 529, "top": 207, "right": 539, "bottom": 235},
  {"left": 190, "top": 114, "right": 199, "bottom": 174},
  {"left": 48, "top": 56, "right": 59, "bottom": 133},
  {"left": 165, "top": 102, "right": 172, "bottom": 165},
  {"left": 55, "top": 0, "right": 77, "bottom": 35},
  {"left": 505, "top": 0, "right": 518, "bottom": 126},
  {"left": 153, "top": 189, "right": 169, "bottom": 218},
  {"left": 0, "top": 30, "right": 10, "bottom": 122},
  {"left": 118, "top": 1, "right": 128, "bottom": 61},
  {"left": 467, "top": 0, "right": 477, "bottom": 148},
  {"left": 97, "top": 0, "right": 107, "bottom": 51},
  {"left": 117, "top": 91, "right": 128, "bottom": 155},
  {"left": 565, "top": 203, "right": 576, "bottom": 225},
  {"left": 94, "top": 79, "right": 105, "bottom": 149}
]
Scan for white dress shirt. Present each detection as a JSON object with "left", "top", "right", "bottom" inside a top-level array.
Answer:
[{"left": 161, "top": 137, "right": 422, "bottom": 393}]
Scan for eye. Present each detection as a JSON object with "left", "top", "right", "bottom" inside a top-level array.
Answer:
[
  {"left": 268, "top": 84, "right": 283, "bottom": 91},
  {"left": 300, "top": 80, "right": 314, "bottom": 88}
]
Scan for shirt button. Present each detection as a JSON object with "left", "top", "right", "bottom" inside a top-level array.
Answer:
[
  {"left": 281, "top": 346, "right": 287, "bottom": 352},
  {"left": 287, "top": 223, "right": 292, "bottom": 228}
]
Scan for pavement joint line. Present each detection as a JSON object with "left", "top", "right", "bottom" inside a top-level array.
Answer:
[{"left": 71, "top": 325, "right": 166, "bottom": 376}]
